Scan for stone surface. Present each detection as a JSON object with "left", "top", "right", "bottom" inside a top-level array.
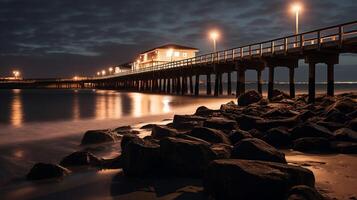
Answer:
[
  {"left": 27, "top": 163, "right": 70, "bottom": 180},
  {"left": 348, "top": 118, "right": 357, "bottom": 131},
  {"left": 60, "top": 151, "right": 102, "bottom": 167},
  {"left": 231, "top": 138, "right": 287, "bottom": 163},
  {"left": 334, "top": 128, "right": 357, "bottom": 142},
  {"left": 172, "top": 114, "right": 206, "bottom": 129},
  {"left": 203, "top": 117, "right": 237, "bottom": 131},
  {"left": 293, "top": 137, "right": 331, "bottom": 153},
  {"left": 204, "top": 159, "right": 315, "bottom": 200},
  {"left": 327, "top": 97, "right": 357, "bottom": 114},
  {"left": 262, "top": 127, "right": 291, "bottom": 148},
  {"left": 160, "top": 137, "right": 216, "bottom": 177},
  {"left": 151, "top": 125, "right": 180, "bottom": 140},
  {"left": 330, "top": 141, "right": 357, "bottom": 154},
  {"left": 291, "top": 123, "right": 333, "bottom": 140},
  {"left": 189, "top": 127, "right": 231, "bottom": 144},
  {"left": 81, "top": 130, "right": 120, "bottom": 145},
  {"left": 121, "top": 136, "right": 161, "bottom": 176},
  {"left": 210, "top": 143, "right": 233, "bottom": 159},
  {"left": 237, "top": 90, "right": 262, "bottom": 106},
  {"left": 287, "top": 185, "right": 324, "bottom": 200},
  {"left": 228, "top": 129, "right": 252, "bottom": 145}
]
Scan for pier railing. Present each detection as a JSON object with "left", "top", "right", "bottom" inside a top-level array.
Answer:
[{"left": 94, "top": 20, "right": 357, "bottom": 80}]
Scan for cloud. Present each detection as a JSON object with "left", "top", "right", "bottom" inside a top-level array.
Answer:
[{"left": 0, "top": 0, "right": 356, "bottom": 78}]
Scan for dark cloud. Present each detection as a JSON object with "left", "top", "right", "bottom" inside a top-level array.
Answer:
[{"left": 0, "top": 0, "right": 356, "bottom": 78}]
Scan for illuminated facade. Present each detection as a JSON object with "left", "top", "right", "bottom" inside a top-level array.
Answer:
[{"left": 132, "top": 44, "right": 199, "bottom": 70}]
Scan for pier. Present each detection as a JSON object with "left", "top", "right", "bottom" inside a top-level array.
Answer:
[{"left": 1, "top": 21, "right": 357, "bottom": 103}]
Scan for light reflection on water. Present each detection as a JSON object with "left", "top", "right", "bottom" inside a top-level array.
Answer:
[{"left": 0, "top": 89, "right": 208, "bottom": 127}]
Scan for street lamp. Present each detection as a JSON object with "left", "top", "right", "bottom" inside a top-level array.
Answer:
[
  {"left": 109, "top": 67, "right": 113, "bottom": 74},
  {"left": 13, "top": 70, "right": 20, "bottom": 79},
  {"left": 101, "top": 70, "right": 106, "bottom": 76},
  {"left": 209, "top": 30, "right": 219, "bottom": 52},
  {"left": 167, "top": 48, "right": 174, "bottom": 62},
  {"left": 97, "top": 72, "right": 100, "bottom": 76},
  {"left": 291, "top": 2, "right": 302, "bottom": 35}
]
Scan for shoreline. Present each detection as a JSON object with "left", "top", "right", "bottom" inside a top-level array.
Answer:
[{"left": 1, "top": 91, "right": 357, "bottom": 200}]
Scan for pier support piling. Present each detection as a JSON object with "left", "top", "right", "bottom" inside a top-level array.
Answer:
[
  {"left": 308, "top": 63, "right": 316, "bottom": 103},
  {"left": 289, "top": 67, "right": 295, "bottom": 98},
  {"left": 207, "top": 74, "right": 212, "bottom": 95},
  {"left": 227, "top": 72, "right": 232, "bottom": 95},
  {"left": 195, "top": 75, "right": 200, "bottom": 96},
  {"left": 327, "top": 63, "right": 334, "bottom": 96},
  {"left": 268, "top": 67, "right": 275, "bottom": 100},
  {"left": 257, "top": 70, "right": 262, "bottom": 94}
]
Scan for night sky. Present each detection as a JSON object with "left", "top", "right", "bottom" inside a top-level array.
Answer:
[{"left": 0, "top": 0, "right": 356, "bottom": 80}]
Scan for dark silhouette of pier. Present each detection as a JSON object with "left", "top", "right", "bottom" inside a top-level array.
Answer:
[{"left": 1, "top": 21, "right": 357, "bottom": 103}]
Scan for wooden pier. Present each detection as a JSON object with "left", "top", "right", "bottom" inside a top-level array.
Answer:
[{"left": 1, "top": 21, "right": 357, "bottom": 103}]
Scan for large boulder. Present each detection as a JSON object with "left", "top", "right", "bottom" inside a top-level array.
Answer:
[
  {"left": 348, "top": 118, "right": 357, "bottom": 131},
  {"left": 220, "top": 101, "right": 239, "bottom": 113},
  {"left": 27, "top": 163, "right": 70, "bottom": 180},
  {"left": 271, "top": 89, "right": 290, "bottom": 101},
  {"left": 194, "top": 106, "right": 220, "bottom": 117},
  {"left": 263, "top": 107, "right": 298, "bottom": 119},
  {"left": 293, "top": 137, "right": 331, "bottom": 153},
  {"left": 210, "top": 143, "right": 233, "bottom": 159},
  {"left": 81, "top": 130, "right": 120, "bottom": 145},
  {"left": 231, "top": 138, "right": 286, "bottom": 163},
  {"left": 327, "top": 97, "right": 357, "bottom": 114},
  {"left": 324, "top": 109, "right": 351, "bottom": 124},
  {"left": 151, "top": 125, "right": 180, "bottom": 140},
  {"left": 121, "top": 136, "right": 161, "bottom": 176},
  {"left": 160, "top": 137, "right": 216, "bottom": 177},
  {"left": 172, "top": 114, "right": 206, "bottom": 129},
  {"left": 60, "top": 151, "right": 102, "bottom": 167},
  {"left": 262, "top": 127, "right": 292, "bottom": 148},
  {"left": 228, "top": 129, "right": 252, "bottom": 145},
  {"left": 120, "top": 134, "right": 141, "bottom": 150},
  {"left": 334, "top": 128, "right": 357, "bottom": 142},
  {"left": 236, "top": 114, "right": 264, "bottom": 131},
  {"left": 290, "top": 123, "right": 333, "bottom": 140},
  {"left": 238, "top": 90, "right": 262, "bottom": 106},
  {"left": 189, "top": 127, "right": 231, "bottom": 144},
  {"left": 204, "top": 159, "right": 315, "bottom": 200},
  {"left": 203, "top": 117, "right": 237, "bottom": 132},
  {"left": 287, "top": 185, "right": 324, "bottom": 200},
  {"left": 254, "top": 116, "right": 301, "bottom": 131}
]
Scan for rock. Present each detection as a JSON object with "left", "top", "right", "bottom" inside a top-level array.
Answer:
[
  {"left": 60, "top": 151, "right": 102, "bottom": 167},
  {"left": 27, "top": 163, "right": 70, "bottom": 180},
  {"left": 81, "top": 130, "right": 120, "bottom": 145},
  {"left": 237, "top": 90, "right": 262, "bottom": 106},
  {"left": 114, "top": 125, "right": 132, "bottom": 134},
  {"left": 211, "top": 143, "right": 233, "bottom": 159},
  {"left": 172, "top": 114, "right": 206, "bottom": 129},
  {"left": 220, "top": 101, "right": 239, "bottom": 112},
  {"left": 204, "top": 159, "right": 315, "bottom": 200},
  {"left": 255, "top": 116, "right": 301, "bottom": 132},
  {"left": 140, "top": 124, "right": 156, "bottom": 129},
  {"left": 236, "top": 114, "right": 264, "bottom": 130},
  {"left": 101, "top": 155, "right": 123, "bottom": 169},
  {"left": 334, "top": 128, "right": 357, "bottom": 142},
  {"left": 316, "top": 121, "right": 345, "bottom": 132},
  {"left": 330, "top": 141, "right": 357, "bottom": 154},
  {"left": 327, "top": 97, "right": 357, "bottom": 114},
  {"left": 231, "top": 138, "right": 287, "bottom": 163},
  {"left": 324, "top": 109, "right": 352, "bottom": 123},
  {"left": 248, "top": 129, "right": 265, "bottom": 139},
  {"left": 271, "top": 89, "right": 290, "bottom": 101},
  {"left": 203, "top": 117, "right": 237, "bottom": 131},
  {"left": 176, "top": 134, "right": 211, "bottom": 146},
  {"left": 263, "top": 107, "right": 298, "bottom": 119},
  {"left": 348, "top": 118, "right": 357, "bottom": 131},
  {"left": 160, "top": 137, "right": 216, "bottom": 177},
  {"left": 121, "top": 136, "right": 161, "bottom": 176},
  {"left": 195, "top": 106, "right": 219, "bottom": 117},
  {"left": 189, "top": 127, "right": 231, "bottom": 144},
  {"left": 291, "top": 123, "right": 333, "bottom": 140},
  {"left": 151, "top": 125, "right": 180, "bottom": 140},
  {"left": 293, "top": 137, "right": 331, "bottom": 153},
  {"left": 120, "top": 134, "right": 141, "bottom": 150},
  {"left": 287, "top": 185, "right": 324, "bottom": 200},
  {"left": 298, "top": 110, "right": 316, "bottom": 122},
  {"left": 347, "top": 110, "right": 357, "bottom": 118},
  {"left": 262, "top": 127, "right": 291, "bottom": 148},
  {"left": 228, "top": 129, "right": 252, "bottom": 145}
]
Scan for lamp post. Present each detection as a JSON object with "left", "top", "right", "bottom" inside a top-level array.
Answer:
[
  {"left": 109, "top": 67, "right": 113, "bottom": 74},
  {"left": 291, "top": 3, "right": 302, "bottom": 35},
  {"left": 97, "top": 72, "right": 100, "bottom": 76},
  {"left": 13, "top": 70, "right": 20, "bottom": 79},
  {"left": 101, "top": 70, "right": 106, "bottom": 76},
  {"left": 209, "top": 31, "right": 219, "bottom": 52}
]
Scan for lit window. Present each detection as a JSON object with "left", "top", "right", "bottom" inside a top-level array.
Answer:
[
  {"left": 174, "top": 52, "right": 180, "bottom": 57},
  {"left": 182, "top": 52, "right": 187, "bottom": 57},
  {"left": 166, "top": 49, "right": 174, "bottom": 57}
]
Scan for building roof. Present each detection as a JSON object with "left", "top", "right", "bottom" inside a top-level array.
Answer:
[{"left": 140, "top": 44, "right": 199, "bottom": 54}]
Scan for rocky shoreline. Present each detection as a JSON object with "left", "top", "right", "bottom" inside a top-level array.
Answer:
[{"left": 26, "top": 90, "right": 357, "bottom": 200}]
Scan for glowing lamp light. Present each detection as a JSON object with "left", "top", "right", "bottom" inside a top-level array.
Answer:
[
  {"left": 291, "top": 3, "right": 302, "bottom": 13},
  {"left": 97, "top": 72, "right": 100, "bottom": 76},
  {"left": 209, "top": 31, "right": 219, "bottom": 41},
  {"left": 73, "top": 76, "right": 79, "bottom": 80},
  {"left": 109, "top": 67, "right": 113, "bottom": 72},
  {"left": 101, "top": 70, "right": 106, "bottom": 76},
  {"left": 13, "top": 70, "right": 20, "bottom": 78}
]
